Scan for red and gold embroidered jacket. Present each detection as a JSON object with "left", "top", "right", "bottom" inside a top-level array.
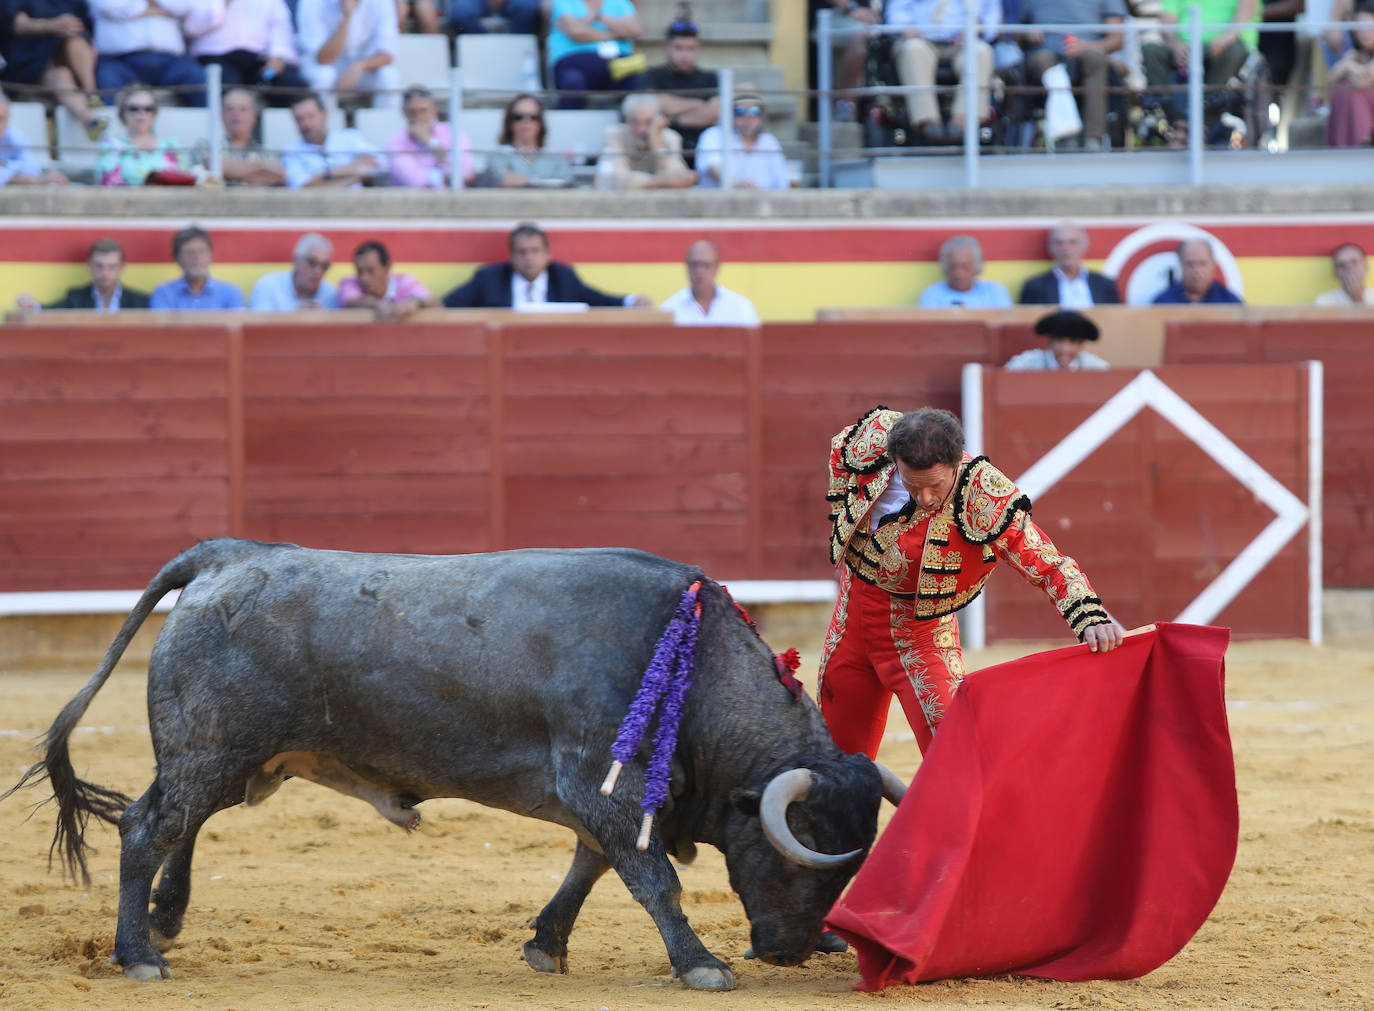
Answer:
[{"left": 826, "top": 407, "right": 1112, "bottom": 640}]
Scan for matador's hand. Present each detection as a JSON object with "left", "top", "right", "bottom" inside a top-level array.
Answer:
[{"left": 1084, "top": 622, "right": 1123, "bottom": 653}]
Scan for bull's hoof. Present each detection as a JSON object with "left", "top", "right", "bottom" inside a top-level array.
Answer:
[
  {"left": 123, "top": 961, "right": 171, "bottom": 981},
  {"left": 815, "top": 930, "right": 848, "bottom": 954},
  {"left": 522, "top": 940, "right": 567, "bottom": 974},
  {"left": 681, "top": 965, "right": 736, "bottom": 991}
]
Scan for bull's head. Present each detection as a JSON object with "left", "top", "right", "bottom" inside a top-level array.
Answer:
[{"left": 725, "top": 755, "right": 905, "bottom": 965}]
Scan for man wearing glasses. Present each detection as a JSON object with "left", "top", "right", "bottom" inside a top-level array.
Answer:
[
  {"left": 642, "top": 12, "right": 718, "bottom": 165},
  {"left": 249, "top": 233, "right": 340, "bottom": 310},
  {"left": 695, "top": 84, "right": 790, "bottom": 189}
]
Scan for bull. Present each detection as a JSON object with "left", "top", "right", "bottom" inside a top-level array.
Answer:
[{"left": 7, "top": 539, "right": 903, "bottom": 990}]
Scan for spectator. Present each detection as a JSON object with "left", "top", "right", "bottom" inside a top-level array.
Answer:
[
  {"left": 1314, "top": 242, "right": 1374, "bottom": 305},
  {"left": 15, "top": 237, "right": 148, "bottom": 310},
  {"left": 442, "top": 221, "right": 650, "bottom": 308},
  {"left": 0, "top": 0, "right": 107, "bottom": 137},
  {"left": 186, "top": 0, "right": 308, "bottom": 106},
  {"left": 695, "top": 84, "right": 790, "bottom": 190},
  {"left": 886, "top": 0, "right": 999, "bottom": 144},
  {"left": 479, "top": 93, "right": 576, "bottom": 187},
  {"left": 446, "top": 0, "right": 539, "bottom": 35},
  {"left": 387, "top": 85, "right": 474, "bottom": 188},
  {"left": 1326, "top": 1, "right": 1374, "bottom": 147},
  {"left": 1019, "top": 221, "right": 1122, "bottom": 305},
  {"left": 0, "top": 89, "right": 69, "bottom": 183},
  {"left": 339, "top": 239, "right": 438, "bottom": 319},
  {"left": 1150, "top": 238, "right": 1243, "bottom": 303},
  {"left": 809, "top": 0, "right": 878, "bottom": 121},
  {"left": 297, "top": 0, "right": 401, "bottom": 109},
  {"left": 150, "top": 225, "right": 245, "bottom": 309},
  {"left": 282, "top": 91, "right": 383, "bottom": 188},
  {"left": 1258, "top": 0, "right": 1302, "bottom": 96},
  {"left": 396, "top": 0, "right": 439, "bottom": 33},
  {"left": 642, "top": 11, "right": 717, "bottom": 165},
  {"left": 90, "top": 0, "right": 216, "bottom": 106},
  {"left": 221, "top": 86, "right": 286, "bottom": 185},
  {"left": 249, "top": 232, "right": 340, "bottom": 310},
  {"left": 1004, "top": 309, "right": 1110, "bottom": 369},
  {"left": 594, "top": 92, "right": 695, "bottom": 189},
  {"left": 660, "top": 238, "right": 760, "bottom": 325},
  {"left": 919, "top": 235, "right": 1013, "bottom": 307},
  {"left": 1141, "top": 0, "right": 1257, "bottom": 139},
  {"left": 547, "top": 0, "right": 644, "bottom": 110},
  {"left": 1021, "top": 0, "right": 1125, "bottom": 148},
  {"left": 96, "top": 84, "right": 188, "bottom": 185}
]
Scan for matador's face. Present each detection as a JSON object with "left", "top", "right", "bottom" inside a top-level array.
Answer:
[{"left": 895, "top": 460, "right": 956, "bottom": 514}]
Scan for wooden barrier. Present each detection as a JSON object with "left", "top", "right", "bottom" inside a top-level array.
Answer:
[
  {"left": 1164, "top": 316, "right": 1373, "bottom": 588},
  {"left": 0, "top": 315, "right": 1343, "bottom": 640}
]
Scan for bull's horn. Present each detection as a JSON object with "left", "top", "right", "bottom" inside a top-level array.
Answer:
[
  {"left": 875, "top": 763, "right": 907, "bottom": 806},
  {"left": 759, "top": 768, "right": 862, "bottom": 870}
]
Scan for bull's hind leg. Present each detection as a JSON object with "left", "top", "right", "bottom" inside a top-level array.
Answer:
[
  {"left": 524, "top": 840, "right": 611, "bottom": 974},
  {"left": 113, "top": 761, "right": 239, "bottom": 980},
  {"left": 148, "top": 835, "right": 199, "bottom": 951}
]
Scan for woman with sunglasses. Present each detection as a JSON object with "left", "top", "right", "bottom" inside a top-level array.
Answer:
[
  {"left": 695, "top": 84, "right": 790, "bottom": 190},
  {"left": 480, "top": 93, "right": 575, "bottom": 187},
  {"left": 96, "top": 84, "right": 190, "bottom": 185}
]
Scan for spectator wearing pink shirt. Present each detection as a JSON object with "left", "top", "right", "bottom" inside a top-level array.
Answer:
[
  {"left": 187, "top": 0, "right": 309, "bottom": 107},
  {"left": 386, "top": 85, "right": 474, "bottom": 188},
  {"left": 339, "top": 239, "right": 439, "bottom": 319}
]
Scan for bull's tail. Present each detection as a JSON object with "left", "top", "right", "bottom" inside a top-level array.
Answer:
[{"left": 2, "top": 540, "right": 233, "bottom": 885}]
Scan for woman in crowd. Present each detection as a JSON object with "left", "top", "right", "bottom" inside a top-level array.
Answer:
[
  {"left": 1326, "top": 0, "right": 1374, "bottom": 146},
  {"left": 481, "top": 93, "right": 575, "bottom": 187},
  {"left": 386, "top": 85, "right": 474, "bottom": 188},
  {"left": 0, "top": 0, "right": 106, "bottom": 138},
  {"left": 547, "top": 0, "right": 643, "bottom": 109},
  {"left": 96, "top": 85, "right": 186, "bottom": 185}
]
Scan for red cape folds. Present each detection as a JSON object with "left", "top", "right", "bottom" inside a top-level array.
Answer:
[{"left": 826, "top": 622, "right": 1237, "bottom": 989}]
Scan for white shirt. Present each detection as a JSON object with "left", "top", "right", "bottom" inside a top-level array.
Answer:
[
  {"left": 1313, "top": 285, "right": 1374, "bottom": 306},
  {"left": 297, "top": 0, "right": 397, "bottom": 67},
  {"left": 511, "top": 270, "right": 550, "bottom": 307},
  {"left": 187, "top": 0, "right": 297, "bottom": 62},
  {"left": 91, "top": 0, "right": 222, "bottom": 56},
  {"left": 249, "top": 270, "right": 340, "bottom": 310},
  {"left": 1053, "top": 266, "right": 1094, "bottom": 309},
  {"left": 282, "top": 128, "right": 384, "bottom": 189},
  {"left": 695, "top": 127, "right": 790, "bottom": 191},
  {"left": 885, "top": 0, "right": 1002, "bottom": 42},
  {"left": 869, "top": 472, "right": 911, "bottom": 531},
  {"left": 661, "top": 285, "right": 760, "bottom": 326},
  {"left": 1003, "top": 347, "right": 1110, "bottom": 371}
]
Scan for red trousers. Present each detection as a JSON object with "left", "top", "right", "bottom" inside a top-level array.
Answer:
[{"left": 818, "top": 568, "right": 966, "bottom": 758}]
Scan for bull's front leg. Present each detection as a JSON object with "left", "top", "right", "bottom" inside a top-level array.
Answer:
[
  {"left": 603, "top": 837, "right": 735, "bottom": 990},
  {"left": 524, "top": 840, "right": 611, "bottom": 974}
]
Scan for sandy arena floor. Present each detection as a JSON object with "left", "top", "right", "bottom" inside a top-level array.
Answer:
[{"left": 2, "top": 633, "right": 1371, "bottom": 1011}]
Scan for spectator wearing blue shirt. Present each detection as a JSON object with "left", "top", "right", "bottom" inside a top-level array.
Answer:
[
  {"left": 150, "top": 226, "right": 245, "bottom": 310},
  {"left": 249, "top": 233, "right": 340, "bottom": 310},
  {"left": 918, "top": 235, "right": 1014, "bottom": 308},
  {"left": 282, "top": 91, "right": 384, "bottom": 189},
  {"left": 0, "top": 93, "right": 68, "bottom": 186},
  {"left": 1150, "top": 239, "right": 1243, "bottom": 304},
  {"left": 548, "top": 0, "right": 644, "bottom": 109}
]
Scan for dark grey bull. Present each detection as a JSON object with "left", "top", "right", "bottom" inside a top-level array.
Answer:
[{"left": 8, "top": 539, "right": 902, "bottom": 990}]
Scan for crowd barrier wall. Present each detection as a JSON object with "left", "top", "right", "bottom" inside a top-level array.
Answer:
[{"left": 0, "top": 314, "right": 1345, "bottom": 642}]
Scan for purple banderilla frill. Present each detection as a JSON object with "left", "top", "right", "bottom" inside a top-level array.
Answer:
[{"left": 600, "top": 579, "right": 703, "bottom": 850}]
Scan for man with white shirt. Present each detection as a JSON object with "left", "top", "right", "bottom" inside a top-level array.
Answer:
[
  {"left": 441, "top": 223, "right": 651, "bottom": 309},
  {"left": 282, "top": 91, "right": 383, "bottom": 188},
  {"left": 91, "top": 0, "right": 218, "bottom": 106},
  {"left": 660, "top": 240, "right": 760, "bottom": 326},
  {"left": 886, "top": 0, "right": 1000, "bottom": 144},
  {"left": 249, "top": 233, "right": 340, "bottom": 311},
  {"left": 296, "top": 0, "right": 401, "bottom": 110},
  {"left": 187, "top": 0, "right": 309, "bottom": 106},
  {"left": 1314, "top": 243, "right": 1374, "bottom": 306},
  {"left": 1018, "top": 222, "right": 1121, "bottom": 306}
]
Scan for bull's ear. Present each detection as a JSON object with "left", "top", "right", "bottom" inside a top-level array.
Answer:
[{"left": 729, "top": 787, "right": 761, "bottom": 816}]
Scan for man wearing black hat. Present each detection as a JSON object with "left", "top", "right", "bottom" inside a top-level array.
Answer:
[{"left": 1005, "top": 310, "right": 1110, "bottom": 371}]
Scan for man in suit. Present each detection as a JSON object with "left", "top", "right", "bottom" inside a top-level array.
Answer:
[
  {"left": 1019, "top": 221, "right": 1121, "bottom": 307},
  {"left": 442, "top": 223, "right": 651, "bottom": 309},
  {"left": 16, "top": 238, "right": 151, "bottom": 312}
]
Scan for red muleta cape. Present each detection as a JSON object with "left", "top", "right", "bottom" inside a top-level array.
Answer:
[{"left": 826, "top": 622, "right": 1237, "bottom": 989}]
